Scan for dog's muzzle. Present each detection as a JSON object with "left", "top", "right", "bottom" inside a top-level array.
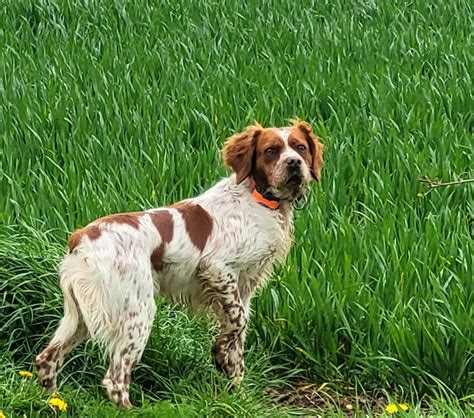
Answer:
[{"left": 285, "top": 158, "right": 303, "bottom": 186}]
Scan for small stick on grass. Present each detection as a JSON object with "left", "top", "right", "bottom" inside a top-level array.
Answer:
[{"left": 419, "top": 176, "right": 474, "bottom": 189}]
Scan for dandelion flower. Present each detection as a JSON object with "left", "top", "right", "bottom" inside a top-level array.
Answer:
[
  {"left": 0, "top": 411, "right": 6, "bottom": 418},
  {"left": 48, "top": 394, "right": 68, "bottom": 412},
  {"left": 386, "top": 404, "right": 398, "bottom": 414},
  {"left": 18, "top": 370, "right": 33, "bottom": 378},
  {"left": 386, "top": 403, "right": 409, "bottom": 413}
]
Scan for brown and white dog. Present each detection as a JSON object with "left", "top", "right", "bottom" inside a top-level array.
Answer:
[{"left": 36, "top": 120, "right": 324, "bottom": 408}]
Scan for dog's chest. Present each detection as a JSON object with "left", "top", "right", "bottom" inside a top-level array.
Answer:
[{"left": 210, "top": 203, "right": 293, "bottom": 271}]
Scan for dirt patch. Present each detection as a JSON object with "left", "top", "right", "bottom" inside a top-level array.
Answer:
[{"left": 264, "top": 380, "right": 388, "bottom": 416}]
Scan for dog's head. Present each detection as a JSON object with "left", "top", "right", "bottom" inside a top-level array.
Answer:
[{"left": 222, "top": 120, "right": 324, "bottom": 201}]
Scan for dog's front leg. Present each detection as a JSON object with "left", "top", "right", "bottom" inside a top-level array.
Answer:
[
  {"left": 212, "top": 289, "right": 247, "bottom": 385},
  {"left": 202, "top": 269, "right": 247, "bottom": 385}
]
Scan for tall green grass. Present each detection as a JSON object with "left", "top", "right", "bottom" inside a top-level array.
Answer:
[{"left": 1, "top": 0, "right": 472, "bottom": 414}]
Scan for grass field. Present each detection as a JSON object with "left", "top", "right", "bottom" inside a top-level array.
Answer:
[{"left": 1, "top": 0, "right": 472, "bottom": 416}]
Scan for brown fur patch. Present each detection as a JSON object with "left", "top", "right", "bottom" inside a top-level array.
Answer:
[
  {"left": 172, "top": 202, "right": 213, "bottom": 251},
  {"left": 291, "top": 120, "right": 324, "bottom": 181},
  {"left": 288, "top": 128, "right": 313, "bottom": 169},
  {"left": 68, "top": 229, "right": 85, "bottom": 253},
  {"left": 150, "top": 244, "right": 165, "bottom": 271},
  {"left": 67, "top": 213, "right": 141, "bottom": 253},
  {"left": 222, "top": 124, "right": 262, "bottom": 183},
  {"left": 149, "top": 210, "right": 174, "bottom": 271},
  {"left": 67, "top": 225, "right": 102, "bottom": 253},
  {"left": 97, "top": 213, "right": 142, "bottom": 229},
  {"left": 40, "top": 345, "right": 60, "bottom": 363},
  {"left": 253, "top": 129, "right": 285, "bottom": 187},
  {"left": 85, "top": 225, "right": 102, "bottom": 240},
  {"left": 150, "top": 211, "right": 174, "bottom": 243}
]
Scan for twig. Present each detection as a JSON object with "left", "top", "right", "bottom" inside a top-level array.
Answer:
[{"left": 419, "top": 176, "right": 474, "bottom": 189}]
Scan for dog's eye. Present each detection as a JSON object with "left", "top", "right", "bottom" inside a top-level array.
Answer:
[
  {"left": 265, "top": 147, "right": 277, "bottom": 156},
  {"left": 297, "top": 144, "right": 306, "bottom": 152}
]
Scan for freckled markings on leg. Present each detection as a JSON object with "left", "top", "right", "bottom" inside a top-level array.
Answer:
[
  {"left": 113, "top": 363, "right": 122, "bottom": 383},
  {"left": 216, "top": 283, "right": 230, "bottom": 293},
  {"left": 43, "top": 345, "right": 60, "bottom": 363},
  {"left": 229, "top": 312, "right": 245, "bottom": 326},
  {"left": 40, "top": 364, "right": 52, "bottom": 376},
  {"left": 212, "top": 342, "right": 226, "bottom": 373},
  {"left": 111, "top": 388, "right": 123, "bottom": 403},
  {"left": 36, "top": 344, "right": 61, "bottom": 386},
  {"left": 103, "top": 325, "right": 148, "bottom": 407},
  {"left": 209, "top": 279, "right": 248, "bottom": 381}
]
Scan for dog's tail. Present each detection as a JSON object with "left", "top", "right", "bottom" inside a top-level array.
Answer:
[{"left": 59, "top": 253, "right": 118, "bottom": 351}]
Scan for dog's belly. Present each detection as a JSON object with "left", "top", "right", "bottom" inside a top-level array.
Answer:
[
  {"left": 151, "top": 254, "right": 204, "bottom": 307},
  {"left": 151, "top": 245, "right": 286, "bottom": 309}
]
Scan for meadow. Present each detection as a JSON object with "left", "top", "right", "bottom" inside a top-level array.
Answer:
[{"left": 0, "top": 0, "right": 472, "bottom": 416}]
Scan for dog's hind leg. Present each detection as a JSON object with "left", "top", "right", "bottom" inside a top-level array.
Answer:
[
  {"left": 101, "top": 269, "right": 156, "bottom": 409},
  {"left": 36, "top": 276, "right": 89, "bottom": 390}
]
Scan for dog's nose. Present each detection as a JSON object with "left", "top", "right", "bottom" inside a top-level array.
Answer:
[{"left": 286, "top": 158, "right": 302, "bottom": 167}]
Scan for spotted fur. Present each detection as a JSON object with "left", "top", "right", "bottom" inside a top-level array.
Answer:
[{"left": 36, "top": 121, "right": 323, "bottom": 408}]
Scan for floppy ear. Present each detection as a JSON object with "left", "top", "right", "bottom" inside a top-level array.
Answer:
[
  {"left": 222, "top": 124, "right": 262, "bottom": 184},
  {"left": 293, "top": 120, "right": 324, "bottom": 182}
]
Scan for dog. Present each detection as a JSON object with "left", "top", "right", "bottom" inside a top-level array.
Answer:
[{"left": 36, "top": 119, "right": 324, "bottom": 408}]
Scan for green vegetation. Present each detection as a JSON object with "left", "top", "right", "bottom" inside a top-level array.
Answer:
[{"left": 1, "top": 0, "right": 472, "bottom": 416}]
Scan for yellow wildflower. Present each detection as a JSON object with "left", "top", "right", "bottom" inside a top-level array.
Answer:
[
  {"left": 386, "top": 404, "right": 398, "bottom": 414},
  {"left": 0, "top": 411, "right": 6, "bottom": 418},
  {"left": 48, "top": 394, "right": 68, "bottom": 412},
  {"left": 18, "top": 370, "right": 33, "bottom": 378},
  {"left": 386, "top": 403, "right": 409, "bottom": 413}
]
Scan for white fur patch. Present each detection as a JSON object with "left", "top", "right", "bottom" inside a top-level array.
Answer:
[
  {"left": 277, "top": 129, "right": 305, "bottom": 166},
  {"left": 278, "top": 128, "right": 291, "bottom": 143}
]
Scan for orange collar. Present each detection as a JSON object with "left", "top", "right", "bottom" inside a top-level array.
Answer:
[
  {"left": 243, "top": 178, "right": 281, "bottom": 210},
  {"left": 251, "top": 189, "right": 280, "bottom": 209}
]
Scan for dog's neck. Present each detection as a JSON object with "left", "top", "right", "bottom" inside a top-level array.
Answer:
[
  {"left": 240, "top": 178, "right": 300, "bottom": 217},
  {"left": 241, "top": 177, "right": 280, "bottom": 210}
]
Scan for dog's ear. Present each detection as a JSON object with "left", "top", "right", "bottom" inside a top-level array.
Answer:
[
  {"left": 222, "top": 124, "right": 262, "bottom": 184},
  {"left": 292, "top": 120, "right": 324, "bottom": 182}
]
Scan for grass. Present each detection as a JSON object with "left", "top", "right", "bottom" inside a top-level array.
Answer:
[{"left": 0, "top": 0, "right": 472, "bottom": 416}]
